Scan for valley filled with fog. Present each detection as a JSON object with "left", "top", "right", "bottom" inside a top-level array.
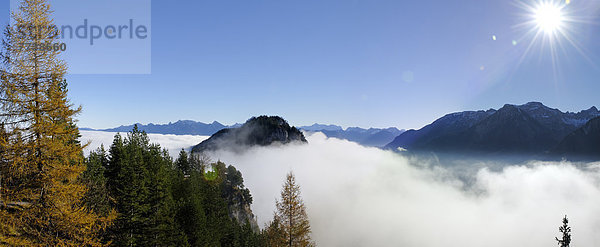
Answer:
[{"left": 80, "top": 130, "right": 600, "bottom": 246}]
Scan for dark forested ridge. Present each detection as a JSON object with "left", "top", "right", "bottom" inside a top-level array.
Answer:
[
  {"left": 80, "top": 126, "right": 317, "bottom": 246},
  {"left": 192, "top": 116, "right": 307, "bottom": 153},
  {"left": 82, "top": 126, "right": 265, "bottom": 246}
]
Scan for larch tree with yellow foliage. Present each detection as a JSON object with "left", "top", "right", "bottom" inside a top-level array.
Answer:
[
  {"left": 0, "top": 0, "right": 113, "bottom": 245},
  {"left": 268, "top": 171, "right": 314, "bottom": 247}
]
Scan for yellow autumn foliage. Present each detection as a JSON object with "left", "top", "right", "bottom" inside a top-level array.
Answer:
[{"left": 0, "top": 0, "right": 114, "bottom": 245}]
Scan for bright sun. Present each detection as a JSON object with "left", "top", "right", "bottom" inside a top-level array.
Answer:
[
  {"left": 534, "top": 3, "right": 564, "bottom": 34},
  {"left": 514, "top": 0, "right": 593, "bottom": 74}
]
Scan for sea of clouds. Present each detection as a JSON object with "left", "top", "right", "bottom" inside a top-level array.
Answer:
[
  {"left": 209, "top": 132, "right": 600, "bottom": 247},
  {"left": 79, "top": 130, "right": 209, "bottom": 157},
  {"left": 80, "top": 130, "right": 600, "bottom": 246}
]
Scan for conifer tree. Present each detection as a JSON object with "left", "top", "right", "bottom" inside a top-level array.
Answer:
[
  {"left": 82, "top": 146, "right": 112, "bottom": 216},
  {"left": 81, "top": 146, "right": 116, "bottom": 244},
  {"left": 0, "top": 0, "right": 111, "bottom": 245},
  {"left": 172, "top": 169, "right": 209, "bottom": 246},
  {"left": 175, "top": 149, "right": 191, "bottom": 176},
  {"left": 555, "top": 215, "right": 571, "bottom": 247},
  {"left": 106, "top": 127, "right": 186, "bottom": 246},
  {"left": 271, "top": 171, "right": 314, "bottom": 247}
]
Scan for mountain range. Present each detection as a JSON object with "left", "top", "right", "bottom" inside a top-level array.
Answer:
[
  {"left": 83, "top": 102, "right": 599, "bottom": 159},
  {"left": 84, "top": 121, "right": 403, "bottom": 148},
  {"left": 553, "top": 116, "right": 600, "bottom": 159},
  {"left": 385, "top": 102, "right": 600, "bottom": 158},
  {"left": 81, "top": 120, "right": 240, "bottom": 136},
  {"left": 299, "top": 124, "right": 405, "bottom": 148}
]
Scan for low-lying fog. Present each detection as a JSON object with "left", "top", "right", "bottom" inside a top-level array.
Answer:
[{"left": 81, "top": 131, "right": 600, "bottom": 246}]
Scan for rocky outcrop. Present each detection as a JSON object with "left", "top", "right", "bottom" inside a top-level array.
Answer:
[{"left": 192, "top": 116, "right": 307, "bottom": 153}]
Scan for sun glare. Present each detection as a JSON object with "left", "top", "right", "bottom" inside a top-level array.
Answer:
[
  {"left": 511, "top": 0, "right": 593, "bottom": 71},
  {"left": 534, "top": 3, "right": 564, "bottom": 33}
]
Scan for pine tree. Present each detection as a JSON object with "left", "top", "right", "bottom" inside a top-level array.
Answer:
[
  {"left": 145, "top": 144, "right": 186, "bottom": 246},
  {"left": 82, "top": 146, "right": 112, "bottom": 216},
  {"left": 172, "top": 170, "right": 209, "bottom": 246},
  {"left": 271, "top": 171, "right": 314, "bottom": 247},
  {"left": 106, "top": 127, "right": 186, "bottom": 246},
  {"left": 106, "top": 132, "right": 148, "bottom": 246},
  {"left": 175, "top": 149, "right": 191, "bottom": 176},
  {"left": 81, "top": 146, "right": 116, "bottom": 245},
  {"left": 555, "top": 215, "right": 571, "bottom": 247},
  {"left": 0, "top": 0, "right": 112, "bottom": 245}
]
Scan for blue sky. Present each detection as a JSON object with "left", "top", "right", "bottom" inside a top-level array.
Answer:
[{"left": 1, "top": 0, "right": 599, "bottom": 130}]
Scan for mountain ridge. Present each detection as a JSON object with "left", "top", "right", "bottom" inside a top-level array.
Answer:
[
  {"left": 84, "top": 120, "right": 239, "bottom": 136},
  {"left": 552, "top": 116, "right": 600, "bottom": 159},
  {"left": 385, "top": 102, "right": 600, "bottom": 158},
  {"left": 299, "top": 124, "right": 404, "bottom": 148}
]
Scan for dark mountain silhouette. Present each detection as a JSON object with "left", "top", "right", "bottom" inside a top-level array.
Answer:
[
  {"left": 192, "top": 116, "right": 307, "bottom": 153},
  {"left": 553, "top": 117, "right": 600, "bottom": 159},
  {"left": 420, "top": 104, "right": 557, "bottom": 153},
  {"left": 385, "top": 102, "right": 600, "bottom": 156},
  {"left": 386, "top": 110, "right": 495, "bottom": 150}
]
